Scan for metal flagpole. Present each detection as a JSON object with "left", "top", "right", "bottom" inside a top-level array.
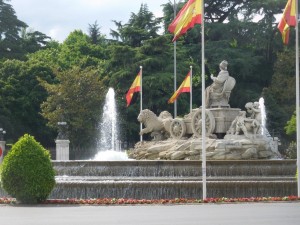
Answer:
[
  {"left": 200, "top": 0, "right": 206, "bottom": 200},
  {"left": 140, "top": 66, "right": 143, "bottom": 142},
  {"left": 295, "top": 0, "right": 300, "bottom": 197},
  {"left": 190, "top": 66, "right": 193, "bottom": 114},
  {"left": 174, "top": 0, "right": 178, "bottom": 118}
]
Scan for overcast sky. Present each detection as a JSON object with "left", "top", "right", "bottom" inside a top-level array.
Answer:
[{"left": 10, "top": 0, "right": 168, "bottom": 42}]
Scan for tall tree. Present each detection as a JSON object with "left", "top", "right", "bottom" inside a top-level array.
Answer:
[
  {"left": 110, "top": 4, "right": 162, "bottom": 47},
  {"left": 20, "top": 28, "right": 51, "bottom": 53},
  {"left": 0, "top": 0, "right": 51, "bottom": 60},
  {"left": 39, "top": 67, "right": 105, "bottom": 158},
  {"left": 0, "top": 59, "right": 56, "bottom": 145},
  {"left": 263, "top": 49, "right": 296, "bottom": 146},
  {"left": 88, "top": 21, "right": 101, "bottom": 44},
  {"left": 29, "top": 30, "right": 108, "bottom": 154},
  {"left": 0, "top": 0, "right": 27, "bottom": 59},
  {"left": 88, "top": 21, "right": 106, "bottom": 45},
  {"left": 29, "top": 30, "right": 106, "bottom": 70}
]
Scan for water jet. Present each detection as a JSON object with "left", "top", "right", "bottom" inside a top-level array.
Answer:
[{"left": 93, "top": 88, "right": 129, "bottom": 161}]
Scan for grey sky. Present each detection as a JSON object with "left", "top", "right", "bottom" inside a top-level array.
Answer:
[{"left": 10, "top": 0, "right": 168, "bottom": 42}]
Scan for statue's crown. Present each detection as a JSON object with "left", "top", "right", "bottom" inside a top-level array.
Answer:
[{"left": 220, "top": 60, "right": 228, "bottom": 70}]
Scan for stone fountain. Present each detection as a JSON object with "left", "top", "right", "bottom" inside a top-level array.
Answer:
[
  {"left": 0, "top": 159, "right": 296, "bottom": 199},
  {"left": 0, "top": 61, "right": 296, "bottom": 200},
  {"left": 128, "top": 60, "right": 281, "bottom": 160}
]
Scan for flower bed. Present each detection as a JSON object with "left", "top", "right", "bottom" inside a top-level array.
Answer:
[{"left": 1, "top": 196, "right": 300, "bottom": 205}]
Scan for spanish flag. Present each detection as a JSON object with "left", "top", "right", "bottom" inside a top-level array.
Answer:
[
  {"left": 126, "top": 72, "right": 141, "bottom": 107},
  {"left": 168, "top": 0, "right": 202, "bottom": 42},
  {"left": 168, "top": 71, "right": 191, "bottom": 104},
  {"left": 278, "top": 0, "right": 296, "bottom": 45}
]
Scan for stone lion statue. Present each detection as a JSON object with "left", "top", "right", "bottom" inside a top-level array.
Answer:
[{"left": 137, "top": 109, "right": 173, "bottom": 141}]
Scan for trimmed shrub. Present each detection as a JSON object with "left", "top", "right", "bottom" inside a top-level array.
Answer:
[{"left": 0, "top": 134, "right": 55, "bottom": 203}]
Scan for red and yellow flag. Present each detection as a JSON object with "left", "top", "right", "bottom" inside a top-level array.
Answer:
[
  {"left": 168, "top": 0, "right": 202, "bottom": 42},
  {"left": 168, "top": 71, "right": 191, "bottom": 104},
  {"left": 126, "top": 72, "right": 141, "bottom": 107},
  {"left": 277, "top": 0, "right": 296, "bottom": 45}
]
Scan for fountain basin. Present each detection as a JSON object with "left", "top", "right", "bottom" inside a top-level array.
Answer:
[
  {"left": 53, "top": 160, "right": 296, "bottom": 177},
  {"left": 0, "top": 160, "right": 296, "bottom": 199},
  {"left": 51, "top": 160, "right": 297, "bottom": 199}
]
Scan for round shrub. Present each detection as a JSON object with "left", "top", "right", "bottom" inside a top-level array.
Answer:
[{"left": 0, "top": 134, "right": 55, "bottom": 203}]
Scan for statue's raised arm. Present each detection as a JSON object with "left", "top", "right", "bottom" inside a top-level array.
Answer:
[{"left": 205, "top": 60, "right": 235, "bottom": 108}]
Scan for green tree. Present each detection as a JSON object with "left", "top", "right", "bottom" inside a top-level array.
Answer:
[
  {"left": 263, "top": 49, "right": 296, "bottom": 147},
  {"left": 0, "top": 59, "right": 56, "bottom": 145},
  {"left": 39, "top": 67, "right": 105, "bottom": 159},
  {"left": 27, "top": 30, "right": 106, "bottom": 70},
  {"left": 20, "top": 28, "right": 51, "bottom": 53},
  {"left": 0, "top": 0, "right": 51, "bottom": 60},
  {"left": 21, "top": 30, "right": 107, "bottom": 151},
  {"left": 60, "top": 30, "right": 106, "bottom": 69},
  {"left": 88, "top": 21, "right": 106, "bottom": 45},
  {"left": 110, "top": 4, "right": 162, "bottom": 47},
  {"left": 0, "top": 0, "right": 27, "bottom": 60},
  {"left": 88, "top": 21, "right": 101, "bottom": 44}
]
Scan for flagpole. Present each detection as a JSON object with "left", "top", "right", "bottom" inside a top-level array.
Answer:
[
  {"left": 295, "top": 0, "right": 300, "bottom": 197},
  {"left": 173, "top": 0, "right": 178, "bottom": 118},
  {"left": 140, "top": 66, "right": 143, "bottom": 142},
  {"left": 200, "top": 0, "right": 206, "bottom": 200},
  {"left": 190, "top": 66, "right": 193, "bottom": 113}
]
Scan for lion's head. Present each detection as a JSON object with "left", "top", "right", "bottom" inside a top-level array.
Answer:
[
  {"left": 137, "top": 109, "right": 170, "bottom": 139},
  {"left": 137, "top": 109, "right": 157, "bottom": 124}
]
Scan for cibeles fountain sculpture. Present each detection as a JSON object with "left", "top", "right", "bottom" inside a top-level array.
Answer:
[
  {"left": 128, "top": 60, "right": 281, "bottom": 160},
  {"left": 1, "top": 63, "right": 294, "bottom": 201}
]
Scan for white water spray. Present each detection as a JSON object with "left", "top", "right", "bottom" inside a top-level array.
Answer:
[
  {"left": 93, "top": 88, "right": 129, "bottom": 160},
  {"left": 259, "top": 97, "right": 267, "bottom": 135},
  {"left": 258, "top": 97, "right": 281, "bottom": 155},
  {"left": 97, "top": 88, "right": 118, "bottom": 151}
]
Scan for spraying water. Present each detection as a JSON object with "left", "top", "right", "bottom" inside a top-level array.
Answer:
[
  {"left": 97, "top": 88, "right": 118, "bottom": 151},
  {"left": 259, "top": 97, "right": 267, "bottom": 135},
  {"left": 258, "top": 97, "right": 281, "bottom": 156},
  {"left": 93, "top": 88, "right": 129, "bottom": 160}
]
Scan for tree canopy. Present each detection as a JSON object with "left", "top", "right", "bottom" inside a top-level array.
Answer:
[{"left": 0, "top": 0, "right": 51, "bottom": 60}]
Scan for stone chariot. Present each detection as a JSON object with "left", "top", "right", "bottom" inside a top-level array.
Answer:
[
  {"left": 170, "top": 107, "right": 240, "bottom": 139},
  {"left": 170, "top": 74, "right": 238, "bottom": 139}
]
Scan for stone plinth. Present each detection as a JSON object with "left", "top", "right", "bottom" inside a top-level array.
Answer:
[
  {"left": 209, "top": 108, "right": 240, "bottom": 134},
  {"left": 0, "top": 141, "right": 5, "bottom": 163},
  {"left": 128, "top": 135, "right": 281, "bottom": 160},
  {"left": 55, "top": 140, "right": 70, "bottom": 160}
]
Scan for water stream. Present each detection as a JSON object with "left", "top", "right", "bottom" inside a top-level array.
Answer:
[
  {"left": 93, "top": 88, "right": 129, "bottom": 160},
  {"left": 259, "top": 97, "right": 267, "bottom": 135}
]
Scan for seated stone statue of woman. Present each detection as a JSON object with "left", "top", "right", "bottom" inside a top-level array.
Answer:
[{"left": 205, "top": 60, "right": 233, "bottom": 108}]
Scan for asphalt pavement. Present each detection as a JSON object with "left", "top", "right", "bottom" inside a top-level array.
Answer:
[{"left": 0, "top": 202, "right": 299, "bottom": 225}]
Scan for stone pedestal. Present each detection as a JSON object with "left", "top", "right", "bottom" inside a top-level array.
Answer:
[
  {"left": 55, "top": 139, "right": 70, "bottom": 160},
  {"left": 0, "top": 141, "right": 6, "bottom": 164}
]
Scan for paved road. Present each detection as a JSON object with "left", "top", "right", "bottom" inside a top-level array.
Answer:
[{"left": 0, "top": 202, "right": 299, "bottom": 225}]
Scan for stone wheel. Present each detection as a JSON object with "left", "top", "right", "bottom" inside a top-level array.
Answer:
[
  {"left": 191, "top": 109, "right": 215, "bottom": 137},
  {"left": 170, "top": 119, "right": 186, "bottom": 139}
]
